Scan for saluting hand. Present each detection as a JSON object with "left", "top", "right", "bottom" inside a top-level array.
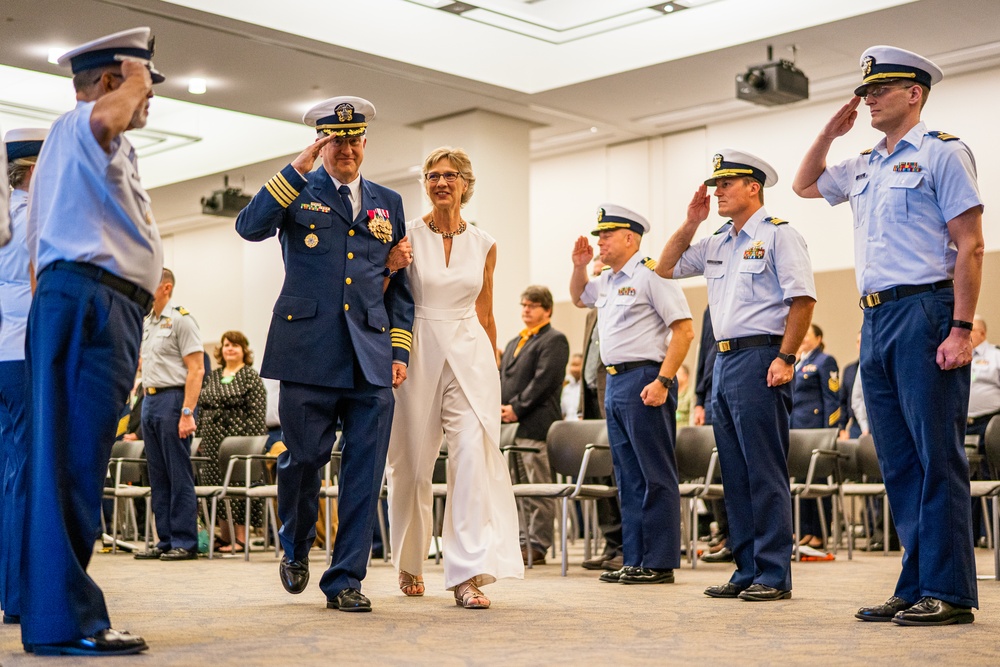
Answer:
[
  {"left": 119, "top": 57, "right": 152, "bottom": 94},
  {"left": 291, "top": 133, "right": 337, "bottom": 175},
  {"left": 572, "top": 236, "right": 594, "bottom": 267},
  {"left": 685, "top": 184, "right": 711, "bottom": 226},
  {"left": 821, "top": 96, "right": 861, "bottom": 141}
]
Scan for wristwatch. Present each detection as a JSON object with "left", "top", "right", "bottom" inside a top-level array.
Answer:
[
  {"left": 776, "top": 352, "right": 796, "bottom": 365},
  {"left": 383, "top": 267, "right": 397, "bottom": 278},
  {"left": 656, "top": 375, "right": 674, "bottom": 388},
  {"left": 182, "top": 407, "right": 194, "bottom": 417}
]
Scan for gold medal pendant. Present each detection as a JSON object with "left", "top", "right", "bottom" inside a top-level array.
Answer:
[
  {"left": 368, "top": 215, "right": 392, "bottom": 244},
  {"left": 304, "top": 233, "right": 319, "bottom": 248}
]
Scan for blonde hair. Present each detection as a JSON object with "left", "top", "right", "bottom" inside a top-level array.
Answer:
[
  {"left": 7, "top": 156, "right": 37, "bottom": 190},
  {"left": 422, "top": 146, "right": 475, "bottom": 206}
]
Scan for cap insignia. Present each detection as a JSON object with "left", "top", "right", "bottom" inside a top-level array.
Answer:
[
  {"left": 713, "top": 153, "right": 723, "bottom": 170},
  {"left": 335, "top": 103, "right": 355, "bottom": 123},
  {"left": 597, "top": 208, "right": 605, "bottom": 222},
  {"left": 862, "top": 55, "right": 874, "bottom": 77}
]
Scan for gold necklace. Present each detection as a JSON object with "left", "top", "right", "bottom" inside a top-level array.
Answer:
[{"left": 427, "top": 218, "right": 466, "bottom": 238}]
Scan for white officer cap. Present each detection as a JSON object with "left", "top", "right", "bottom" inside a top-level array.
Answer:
[
  {"left": 591, "top": 203, "right": 650, "bottom": 236},
  {"left": 57, "top": 27, "right": 165, "bottom": 84},
  {"left": 303, "top": 97, "right": 376, "bottom": 136},
  {"left": 705, "top": 149, "right": 778, "bottom": 188},
  {"left": 4, "top": 128, "right": 49, "bottom": 160},
  {"left": 855, "top": 45, "right": 942, "bottom": 96}
]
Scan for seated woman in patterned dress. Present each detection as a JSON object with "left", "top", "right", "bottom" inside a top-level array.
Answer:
[{"left": 196, "top": 331, "right": 267, "bottom": 552}]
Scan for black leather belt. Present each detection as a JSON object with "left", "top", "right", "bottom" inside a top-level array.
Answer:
[
  {"left": 716, "top": 334, "right": 783, "bottom": 354},
  {"left": 44, "top": 261, "right": 154, "bottom": 312},
  {"left": 146, "top": 386, "right": 184, "bottom": 396},
  {"left": 860, "top": 280, "right": 953, "bottom": 310},
  {"left": 605, "top": 360, "right": 659, "bottom": 376}
]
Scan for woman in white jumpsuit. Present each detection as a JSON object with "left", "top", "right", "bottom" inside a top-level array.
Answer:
[{"left": 387, "top": 147, "right": 523, "bottom": 609}]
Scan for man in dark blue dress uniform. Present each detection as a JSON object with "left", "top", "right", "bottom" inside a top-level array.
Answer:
[
  {"left": 236, "top": 96, "right": 414, "bottom": 613},
  {"left": 795, "top": 45, "right": 983, "bottom": 625},
  {"left": 22, "top": 28, "right": 164, "bottom": 655}
]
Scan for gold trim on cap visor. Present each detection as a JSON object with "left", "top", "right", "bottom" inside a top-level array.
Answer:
[
  {"left": 711, "top": 168, "right": 754, "bottom": 178},
  {"left": 862, "top": 72, "right": 917, "bottom": 85},
  {"left": 593, "top": 222, "right": 633, "bottom": 231}
]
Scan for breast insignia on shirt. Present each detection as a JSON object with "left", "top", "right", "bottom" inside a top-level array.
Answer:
[
  {"left": 304, "top": 233, "right": 319, "bottom": 248},
  {"left": 300, "top": 202, "right": 331, "bottom": 213},
  {"left": 617, "top": 286, "right": 636, "bottom": 297},
  {"left": 893, "top": 162, "right": 921, "bottom": 172},
  {"left": 367, "top": 209, "right": 393, "bottom": 244},
  {"left": 927, "top": 131, "right": 960, "bottom": 141},
  {"left": 763, "top": 217, "right": 787, "bottom": 226},
  {"left": 803, "top": 364, "right": 817, "bottom": 373},
  {"left": 641, "top": 257, "right": 658, "bottom": 271},
  {"left": 860, "top": 148, "right": 873, "bottom": 155},
  {"left": 855, "top": 173, "right": 868, "bottom": 180},
  {"left": 743, "top": 240, "right": 766, "bottom": 260}
]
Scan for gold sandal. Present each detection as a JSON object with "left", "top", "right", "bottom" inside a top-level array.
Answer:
[
  {"left": 398, "top": 571, "right": 425, "bottom": 597},
  {"left": 454, "top": 580, "right": 490, "bottom": 609}
]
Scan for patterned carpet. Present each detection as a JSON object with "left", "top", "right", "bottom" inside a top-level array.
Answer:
[{"left": 1, "top": 543, "right": 998, "bottom": 666}]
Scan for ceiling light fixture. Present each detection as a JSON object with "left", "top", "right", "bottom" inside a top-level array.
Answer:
[
  {"left": 188, "top": 77, "right": 207, "bottom": 95},
  {"left": 47, "top": 48, "right": 65, "bottom": 65}
]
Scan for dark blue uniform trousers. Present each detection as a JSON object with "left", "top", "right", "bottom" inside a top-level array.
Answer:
[
  {"left": 861, "top": 288, "right": 978, "bottom": 608},
  {"left": 712, "top": 345, "right": 793, "bottom": 591},
  {"left": 142, "top": 390, "right": 198, "bottom": 552},
  {"left": 0, "top": 359, "right": 28, "bottom": 618},
  {"left": 604, "top": 365, "right": 680, "bottom": 569},
  {"left": 278, "top": 376, "right": 393, "bottom": 598},
  {"left": 21, "top": 269, "right": 143, "bottom": 645}
]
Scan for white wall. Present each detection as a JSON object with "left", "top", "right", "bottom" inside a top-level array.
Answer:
[{"left": 162, "top": 62, "right": 1000, "bottom": 357}]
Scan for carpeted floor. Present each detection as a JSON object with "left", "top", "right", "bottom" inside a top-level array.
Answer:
[{"left": 1, "top": 542, "right": 998, "bottom": 666}]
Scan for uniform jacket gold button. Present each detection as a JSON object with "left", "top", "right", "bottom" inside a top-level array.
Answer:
[
  {"left": 310, "top": 224, "right": 315, "bottom": 229},
  {"left": 349, "top": 230, "right": 355, "bottom": 236},
  {"left": 346, "top": 278, "right": 352, "bottom": 285},
  {"left": 344, "top": 304, "right": 349, "bottom": 311},
  {"left": 287, "top": 315, "right": 293, "bottom": 320},
  {"left": 347, "top": 252, "right": 354, "bottom": 259}
]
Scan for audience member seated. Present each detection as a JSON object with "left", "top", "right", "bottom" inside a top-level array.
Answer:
[{"left": 196, "top": 330, "right": 267, "bottom": 552}]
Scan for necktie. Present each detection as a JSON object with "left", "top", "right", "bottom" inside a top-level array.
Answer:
[
  {"left": 338, "top": 185, "right": 353, "bottom": 221},
  {"left": 514, "top": 328, "right": 535, "bottom": 357}
]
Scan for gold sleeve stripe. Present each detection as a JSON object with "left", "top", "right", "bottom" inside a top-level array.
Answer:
[
  {"left": 273, "top": 173, "right": 299, "bottom": 200},
  {"left": 265, "top": 181, "right": 293, "bottom": 208},
  {"left": 391, "top": 341, "right": 412, "bottom": 351},
  {"left": 828, "top": 409, "right": 841, "bottom": 427},
  {"left": 389, "top": 328, "right": 413, "bottom": 341}
]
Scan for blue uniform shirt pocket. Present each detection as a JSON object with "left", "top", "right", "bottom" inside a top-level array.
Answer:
[
  {"left": 850, "top": 178, "right": 870, "bottom": 229},
  {"left": 888, "top": 173, "right": 924, "bottom": 224},
  {"left": 291, "top": 211, "right": 333, "bottom": 254},
  {"left": 274, "top": 295, "right": 318, "bottom": 322},
  {"left": 737, "top": 260, "right": 766, "bottom": 302}
]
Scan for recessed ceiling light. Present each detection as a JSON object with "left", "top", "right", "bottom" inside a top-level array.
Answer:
[
  {"left": 188, "top": 77, "right": 207, "bottom": 95},
  {"left": 47, "top": 47, "right": 65, "bottom": 65}
]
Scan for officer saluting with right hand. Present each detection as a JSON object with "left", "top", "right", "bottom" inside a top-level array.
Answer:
[{"left": 656, "top": 150, "right": 817, "bottom": 602}]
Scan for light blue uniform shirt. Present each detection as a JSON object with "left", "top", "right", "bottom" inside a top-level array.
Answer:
[
  {"left": 141, "top": 301, "right": 204, "bottom": 388},
  {"left": 674, "top": 207, "right": 816, "bottom": 340},
  {"left": 0, "top": 136, "right": 8, "bottom": 247},
  {"left": 0, "top": 189, "right": 32, "bottom": 361},
  {"left": 816, "top": 121, "right": 982, "bottom": 295},
  {"left": 580, "top": 251, "right": 692, "bottom": 366},
  {"left": 27, "top": 101, "right": 163, "bottom": 294}
]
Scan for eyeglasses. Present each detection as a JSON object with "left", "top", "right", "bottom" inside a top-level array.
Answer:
[
  {"left": 331, "top": 136, "right": 363, "bottom": 147},
  {"left": 862, "top": 83, "right": 914, "bottom": 100},
  {"left": 425, "top": 171, "right": 461, "bottom": 183},
  {"left": 520, "top": 302, "right": 543, "bottom": 310}
]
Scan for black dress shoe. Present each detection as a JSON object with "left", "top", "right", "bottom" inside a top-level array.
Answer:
[
  {"left": 619, "top": 567, "right": 675, "bottom": 585},
  {"left": 855, "top": 595, "right": 912, "bottom": 622},
  {"left": 327, "top": 588, "right": 372, "bottom": 612},
  {"left": 3, "top": 613, "right": 20, "bottom": 624},
  {"left": 31, "top": 628, "right": 148, "bottom": 656},
  {"left": 704, "top": 582, "right": 745, "bottom": 598},
  {"left": 700, "top": 547, "right": 734, "bottom": 563},
  {"left": 738, "top": 584, "right": 791, "bottom": 601},
  {"left": 279, "top": 556, "right": 310, "bottom": 594},
  {"left": 598, "top": 566, "right": 637, "bottom": 583},
  {"left": 133, "top": 547, "right": 164, "bottom": 560},
  {"left": 891, "top": 597, "right": 974, "bottom": 626},
  {"left": 160, "top": 547, "right": 198, "bottom": 561}
]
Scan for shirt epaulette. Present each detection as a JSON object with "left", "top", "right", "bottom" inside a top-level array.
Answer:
[
  {"left": 764, "top": 217, "right": 788, "bottom": 226},
  {"left": 713, "top": 222, "right": 732, "bottom": 235},
  {"left": 641, "top": 257, "right": 658, "bottom": 271},
  {"left": 860, "top": 148, "right": 873, "bottom": 155},
  {"left": 264, "top": 170, "right": 301, "bottom": 208},
  {"left": 176, "top": 307, "right": 190, "bottom": 316},
  {"left": 927, "top": 131, "right": 960, "bottom": 141}
]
